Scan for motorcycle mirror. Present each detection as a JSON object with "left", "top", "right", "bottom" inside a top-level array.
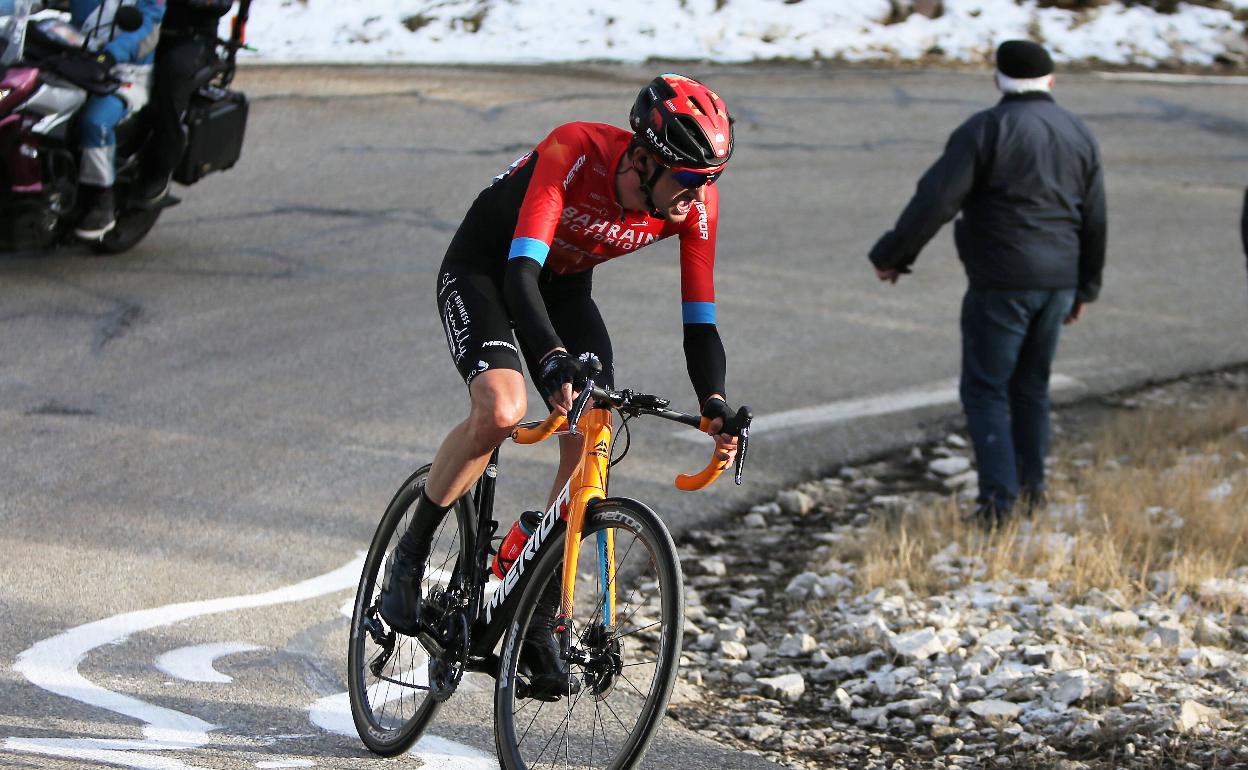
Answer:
[{"left": 114, "top": 6, "right": 143, "bottom": 32}]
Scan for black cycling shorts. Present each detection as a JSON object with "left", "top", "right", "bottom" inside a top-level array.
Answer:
[{"left": 436, "top": 260, "right": 615, "bottom": 400}]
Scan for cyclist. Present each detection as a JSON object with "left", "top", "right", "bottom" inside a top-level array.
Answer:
[{"left": 380, "top": 74, "right": 741, "bottom": 700}]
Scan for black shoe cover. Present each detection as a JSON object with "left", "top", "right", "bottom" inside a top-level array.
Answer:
[{"left": 379, "top": 547, "right": 424, "bottom": 636}]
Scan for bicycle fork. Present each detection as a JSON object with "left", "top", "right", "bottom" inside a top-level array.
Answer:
[{"left": 556, "top": 406, "right": 618, "bottom": 662}]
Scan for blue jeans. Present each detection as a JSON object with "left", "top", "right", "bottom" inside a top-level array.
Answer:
[
  {"left": 960, "top": 287, "right": 1076, "bottom": 514},
  {"left": 79, "top": 94, "right": 128, "bottom": 187}
]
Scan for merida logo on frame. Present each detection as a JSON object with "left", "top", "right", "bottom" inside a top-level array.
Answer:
[{"left": 484, "top": 481, "right": 570, "bottom": 625}]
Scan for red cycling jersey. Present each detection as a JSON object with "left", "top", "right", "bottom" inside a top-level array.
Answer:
[{"left": 504, "top": 122, "right": 719, "bottom": 325}]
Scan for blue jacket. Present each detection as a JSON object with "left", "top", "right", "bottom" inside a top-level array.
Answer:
[{"left": 71, "top": 0, "right": 165, "bottom": 64}]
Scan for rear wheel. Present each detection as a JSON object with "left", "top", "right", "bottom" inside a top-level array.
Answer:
[
  {"left": 347, "top": 464, "right": 473, "bottom": 756},
  {"left": 92, "top": 206, "right": 161, "bottom": 254},
  {"left": 494, "top": 498, "right": 684, "bottom": 770}
]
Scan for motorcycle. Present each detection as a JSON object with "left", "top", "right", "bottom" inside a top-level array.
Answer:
[{"left": 0, "top": 0, "right": 251, "bottom": 254}]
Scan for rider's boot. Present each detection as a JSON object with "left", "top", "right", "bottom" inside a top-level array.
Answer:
[
  {"left": 75, "top": 184, "right": 116, "bottom": 240},
  {"left": 519, "top": 579, "right": 582, "bottom": 701},
  {"left": 379, "top": 489, "right": 450, "bottom": 636}
]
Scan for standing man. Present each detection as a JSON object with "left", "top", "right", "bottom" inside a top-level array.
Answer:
[
  {"left": 868, "top": 40, "right": 1106, "bottom": 523},
  {"left": 134, "top": 0, "right": 235, "bottom": 207}
]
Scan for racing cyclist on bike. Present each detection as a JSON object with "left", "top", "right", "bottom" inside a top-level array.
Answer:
[{"left": 381, "top": 74, "right": 741, "bottom": 701}]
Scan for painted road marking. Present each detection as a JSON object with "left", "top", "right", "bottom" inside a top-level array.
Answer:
[
  {"left": 1094, "top": 71, "right": 1248, "bottom": 86},
  {"left": 310, "top": 690, "right": 494, "bottom": 769},
  {"left": 155, "top": 642, "right": 265, "bottom": 684},
  {"left": 4, "top": 552, "right": 487, "bottom": 770},
  {"left": 675, "top": 374, "right": 1083, "bottom": 440}
]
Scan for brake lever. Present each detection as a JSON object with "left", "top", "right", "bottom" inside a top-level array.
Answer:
[
  {"left": 733, "top": 410, "right": 752, "bottom": 486},
  {"left": 565, "top": 378, "right": 595, "bottom": 436}
]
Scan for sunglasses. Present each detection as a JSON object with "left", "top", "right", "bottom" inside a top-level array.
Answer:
[{"left": 669, "top": 168, "right": 721, "bottom": 189}]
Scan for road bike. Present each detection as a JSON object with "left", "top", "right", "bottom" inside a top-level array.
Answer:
[{"left": 346, "top": 358, "right": 751, "bottom": 769}]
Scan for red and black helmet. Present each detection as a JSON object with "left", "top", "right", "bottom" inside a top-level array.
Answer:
[{"left": 629, "top": 74, "right": 734, "bottom": 172}]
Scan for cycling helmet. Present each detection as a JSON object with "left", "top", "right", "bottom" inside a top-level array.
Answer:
[{"left": 629, "top": 74, "right": 733, "bottom": 172}]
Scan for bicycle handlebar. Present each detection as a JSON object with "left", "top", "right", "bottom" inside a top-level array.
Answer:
[{"left": 508, "top": 356, "right": 752, "bottom": 491}]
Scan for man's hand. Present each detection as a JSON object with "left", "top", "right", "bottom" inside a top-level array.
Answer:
[
  {"left": 875, "top": 267, "right": 901, "bottom": 284},
  {"left": 539, "top": 349, "right": 579, "bottom": 415},
  {"left": 702, "top": 396, "right": 739, "bottom": 466},
  {"left": 1064, "top": 300, "right": 1085, "bottom": 325}
]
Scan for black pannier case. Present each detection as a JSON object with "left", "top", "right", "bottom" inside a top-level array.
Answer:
[{"left": 174, "top": 86, "right": 248, "bottom": 186}]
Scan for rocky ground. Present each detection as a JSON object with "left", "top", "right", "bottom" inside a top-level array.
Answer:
[{"left": 667, "top": 367, "right": 1248, "bottom": 770}]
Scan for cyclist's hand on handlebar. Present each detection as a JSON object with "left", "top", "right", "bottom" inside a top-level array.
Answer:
[
  {"left": 702, "top": 396, "right": 739, "bottom": 466},
  {"left": 540, "top": 349, "right": 581, "bottom": 416}
]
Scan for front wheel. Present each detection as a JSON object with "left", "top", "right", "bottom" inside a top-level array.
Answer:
[
  {"left": 346, "top": 464, "right": 473, "bottom": 756},
  {"left": 494, "top": 498, "right": 684, "bottom": 770}
]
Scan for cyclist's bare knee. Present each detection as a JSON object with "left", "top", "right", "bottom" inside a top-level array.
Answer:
[{"left": 466, "top": 369, "right": 527, "bottom": 445}]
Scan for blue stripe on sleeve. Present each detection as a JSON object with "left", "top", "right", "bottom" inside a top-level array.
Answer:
[
  {"left": 508, "top": 237, "right": 550, "bottom": 266},
  {"left": 682, "top": 302, "right": 716, "bottom": 325}
]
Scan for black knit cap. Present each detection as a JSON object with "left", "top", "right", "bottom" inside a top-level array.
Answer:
[{"left": 995, "top": 40, "right": 1054, "bottom": 79}]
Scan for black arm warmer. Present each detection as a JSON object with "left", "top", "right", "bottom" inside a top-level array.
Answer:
[
  {"left": 503, "top": 257, "right": 562, "bottom": 358},
  {"left": 683, "top": 323, "right": 726, "bottom": 406}
]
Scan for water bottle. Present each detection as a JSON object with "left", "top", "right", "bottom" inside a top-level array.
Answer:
[{"left": 492, "top": 510, "right": 543, "bottom": 579}]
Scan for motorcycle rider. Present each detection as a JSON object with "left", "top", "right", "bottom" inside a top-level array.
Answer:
[
  {"left": 70, "top": 0, "right": 166, "bottom": 240},
  {"left": 134, "top": 0, "right": 232, "bottom": 208}
]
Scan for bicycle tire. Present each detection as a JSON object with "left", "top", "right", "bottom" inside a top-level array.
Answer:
[
  {"left": 494, "top": 497, "right": 684, "bottom": 770},
  {"left": 347, "top": 464, "right": 474, "bottom": 756}
]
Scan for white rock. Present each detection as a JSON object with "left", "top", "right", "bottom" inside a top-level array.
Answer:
[
  {"left": 1177, "top": 700, "right": 1225, "bottom": 733},
  {"left": 715, "top": 624, "right": 747, "bottom": 643},
  {"left": 967, "top": 699, "right": 1022, "bottom": 724},
  {"left": 750, "top": 501, "right": 781, "bottom": 516},
  {"left": 1099, "top": 610, "right": 1141, "bottom": 632},
  {"left": 850, "top": 705, "right": 889, "bottom": 726},
  {"left": 728, "top": 595, "right": 757, "bottom": 612},
  {"left": 746, "top": 642, "right": 770, "bottom": 660},
  {"left": 978, "top": 628, "right": 1016, "bottom": 648},
  {"left": 742, "top": 512, "right": 768, "bottom": 529},
  {"left": 1051, "top": 669, "right": 1093, "bottom": 705},
  {"left": 1195, "top": 617, "right": 1230, "bottom": 645},
  {"left": 833, "top": 687, "right": 853, "bottom": 713},
  {"left": 758, "top": 673, "right": 806, "bottom": 702},
  {"left": 698, "top": 556, "right": 727, "bottom": 577},
  {"left": 778, "top": 633, "right": 819, "bottom": 657},
  {"left": 1142, "top": 622, "right": 1189, "bottom": 647},
  {"left": 889, "top": 696, "right": 937, "bottom": 717},
  {"left": 777, "top": 489, "right": 815, "bottom": 516},
  {"left": 719, "top": 640, "right": 749, "bottom": 660},
  {"left": 889, "top": 627, "right": 945, "bottom": 661},
  {"left": 745, "top": 725, "right": 778, "bottom": 742},
  {"left": 1116, "top": 671, "right": 1146, "bottom": 690},
  {"left": 929, "top": 456, "right": 972, "bottom": 477}
]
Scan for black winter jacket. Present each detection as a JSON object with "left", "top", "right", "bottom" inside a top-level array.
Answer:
[
  {"left": 870, "top": 92, "right": 1107, "bottom": 302},
  {"left": 163, "top": 0, "right": 232, "bottom": 36}
]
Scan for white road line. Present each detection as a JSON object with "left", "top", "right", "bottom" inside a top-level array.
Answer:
[
  {"left": 154, "top": 642, "right": 265, "bottom": 684},
  {"left": 4, "top": 551, "right": 487, "bottom": 770},
  {"left": 1093, "top": 71, "right": 1248, "bottom": 86},
  {"left": 675, "top": 374, "right": 1084, "bottom": 441},
  {"left": 310, "top": 691, "right": 494, "bottom": 770}
]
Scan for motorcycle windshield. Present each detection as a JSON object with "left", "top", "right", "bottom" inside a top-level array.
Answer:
[{"left": 0, "top": 0, "right": 33, "bottom": 67}]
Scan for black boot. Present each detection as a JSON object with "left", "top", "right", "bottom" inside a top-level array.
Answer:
[
  {"left": 379, "top": 490, "right": 450, "bottom": 636},
  {"left": 519, "top": 579, "right": 581, "bottom": 701},
  {"left": 133, "top": 171, "right": 175, "bottom": 211},
  {"left": 75, "top": 184, "right": 116, "bottom": 240}
]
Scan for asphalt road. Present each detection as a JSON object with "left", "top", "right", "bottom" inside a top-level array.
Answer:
[{"left": 1, "top": 64, "right": 1246, "bottom": 770}]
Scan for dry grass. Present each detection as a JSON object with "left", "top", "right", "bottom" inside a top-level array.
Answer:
[{"left": 843, "top": 393, "right": 1248, "bottom": 612}]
